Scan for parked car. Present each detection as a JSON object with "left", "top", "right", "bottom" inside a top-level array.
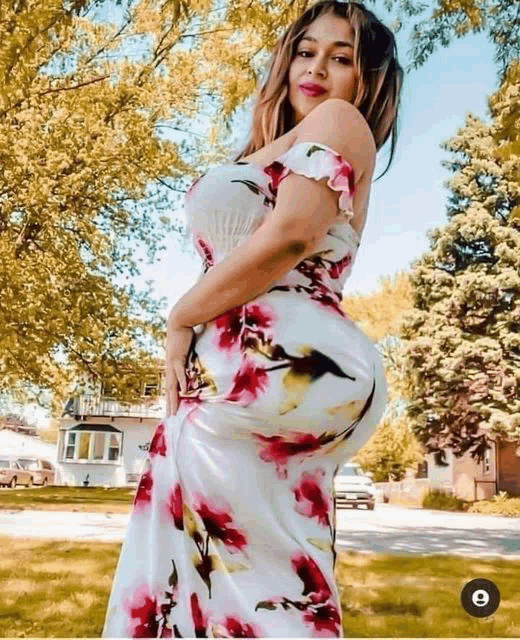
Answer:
[
  {"left": 0, "top": 455, "right": 34, "bottom": 488},
  {"left": 16, "top": 457, "right": 56, "bottom": 487},
  {"left": 334, "top": 462, "right": 379, "bottom": 510}
]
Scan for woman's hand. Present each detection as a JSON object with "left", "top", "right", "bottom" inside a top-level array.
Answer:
[{"left": 165, "top": 317, "right": 196, "bottom": 417}]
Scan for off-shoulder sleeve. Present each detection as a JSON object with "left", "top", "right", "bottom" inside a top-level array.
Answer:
[{"left": 268, "top": 141, "right": 356, "bottom": 222}]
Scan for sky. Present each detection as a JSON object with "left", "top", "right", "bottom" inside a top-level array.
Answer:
[{"left": 21, "top": 0, "right": 500, "bottom": 429}]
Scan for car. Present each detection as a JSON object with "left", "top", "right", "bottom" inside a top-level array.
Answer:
[
  {"left": 0, "top": 455, "right": 34, "bottom": 488},
  {"left": 16, "top": 457, "right": 56, "bottom": 487},
  {"left": 334, "top": 462, "right": 377, "bottom": 510}
]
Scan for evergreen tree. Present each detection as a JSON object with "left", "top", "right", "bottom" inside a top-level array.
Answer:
[{"left": 396, "top": 63, "right": 520, "bottom": 463}]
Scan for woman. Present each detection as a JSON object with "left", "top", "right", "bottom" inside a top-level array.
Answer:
[{"left": 102, "top": 1, "right": 403, "bottom": 637}]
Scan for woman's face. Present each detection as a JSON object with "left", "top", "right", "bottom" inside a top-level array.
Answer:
[{"left": 288, "top": 12, "right": 358, "bottom": 125}]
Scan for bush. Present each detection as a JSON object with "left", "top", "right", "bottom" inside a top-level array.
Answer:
[
  {"left": 422, "top": 488, "right": 470, "bottom": 511},
  {"left": 467, "top": 491, "right": 520, "bottom": 516},
  {"left": 422, "top": 488, "right": 520, "bottom": 516}
]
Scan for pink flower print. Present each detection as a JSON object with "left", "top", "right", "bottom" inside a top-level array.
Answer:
[
  {"left": 194, "top": 233, "right": 214, "bottom": 271},
  {"left": 133, "top": 466, "right": 153, "bottom": 512},
  {"left": 327, "top": 151, "right": 355, "bottom": 201},
  {"left": 295, "top": 256, "right": 325, "bottom": 285},
  {"left": 303, "top": 600, "right": 342, "bottom": 636},
  {"left": 256, "top": 551, "right": 341, "bottom": 636},
  {"left": 159, "top": 625, "right": 172, "bottom": 637},
  {"left": 263, "top": 160, "right": 289, "bottom": 190},
  {"left": 192, "top": 494, "right": 249, "bottom": 552},
  {"left": 225, "top": 357, "right": 270, "bottom": 406},
  {"left": 244, "top": 302, "right": 277, "bottom": 336},
  {"left": 166, "top": 483, "right": 184, "bottom": 530},
  {"left": 190, "top": 593, "right": 209, "bottom": 636},
  {"left": 218, "top": 615, "right": 263, "bottom": 638},
  {"left": 309, "top": 284, "right": 346, "bottom": 318},
  {"left": 149, "top": 422, "right": 167, "bottom": 457},
  {"left": 252, "top": 432, "right": 330, "bottom": 479},
  {"left": 125, "top": 584, "right": 159, "bottom": 638},
  {"left": 213, "top": 305, "right": 243, "bottom": 353},
  {"left": 292, "top": 468, "right": 332, "bottom": 527},
  {"left": 291, "top": 552, "right": 332, "bottom": 605},
  {"left": 328, "top": 253, "right": 352, "bottom": 279}
]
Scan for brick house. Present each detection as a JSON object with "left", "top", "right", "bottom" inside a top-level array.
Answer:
[{"left": 416, "top": 430, "right": 520, "bottom": 501}]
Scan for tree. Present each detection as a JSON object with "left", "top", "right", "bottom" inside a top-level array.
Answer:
[
  {"left": 395, "top": 64, "right": 520, "bottom": 463},
  {"left": 352, "top": 416, "right": 424, "bottom": 482},
  {"left": 0, "top": 0, "right": 214, "bottom": 417},
  {"left": 384, "top": 0, "right": 520, "bottom": 86}
]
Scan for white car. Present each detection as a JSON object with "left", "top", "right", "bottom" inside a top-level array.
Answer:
[{"left": 334, "top": 462, "right": 380, "bottom": 510}]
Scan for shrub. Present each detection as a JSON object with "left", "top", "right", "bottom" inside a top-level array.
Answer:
[
  {"left": 467, "top": 491, "right": 520, "bottom": 516},
  {"left": 422, "top": 488, "right": 470, "bottom": 511}
]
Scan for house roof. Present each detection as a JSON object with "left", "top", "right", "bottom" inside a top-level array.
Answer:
[{"left": 68, "top": 423, "right": 122, "bottom": 433}]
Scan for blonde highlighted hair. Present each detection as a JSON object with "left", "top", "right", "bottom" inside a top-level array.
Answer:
[{"left": 233, "top": 0, "right": 404, "bottom": 181}]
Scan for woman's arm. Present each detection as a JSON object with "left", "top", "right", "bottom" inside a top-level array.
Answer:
[
  {"left": 169, "top": 168, "right": 343, "bottom": 330},
  {"left": 169, "top": 225, "right": 312, "bottom": 329}
]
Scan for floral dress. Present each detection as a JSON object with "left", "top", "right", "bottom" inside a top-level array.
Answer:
[{"left": 102, "top": 141, "right": 388, "bottom": 638}]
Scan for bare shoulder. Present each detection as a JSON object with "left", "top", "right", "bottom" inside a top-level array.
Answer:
[{"left": 294, "top": 98, "right": 376, "bottom": 180}]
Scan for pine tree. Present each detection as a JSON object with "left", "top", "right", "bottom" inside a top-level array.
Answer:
[{"left": 396, "top": 63, "right": 520, "bottom": 463}]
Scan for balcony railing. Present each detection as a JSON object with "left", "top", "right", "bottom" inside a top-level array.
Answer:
[{"left": 67, "top": 394, "right": 165, "bottom": 418}]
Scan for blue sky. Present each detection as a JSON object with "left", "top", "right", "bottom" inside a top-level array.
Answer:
[{"left": 26, "top": 2, "right": 500, "bottom": 428}]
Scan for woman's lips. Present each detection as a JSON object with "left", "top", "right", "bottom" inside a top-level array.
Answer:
[{"left": 299, "top": 85, "right": 326, "bottom": 97}]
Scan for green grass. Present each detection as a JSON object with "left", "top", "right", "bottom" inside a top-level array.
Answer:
[
  {"left": 0, "top": 486, "right": 135, "bottom": 513},
  {"left": 0, "top": 535, "right": 518, "bottom": 638},
  {"left": 336, "top": 551, "right": 520, "bottom": 637}
]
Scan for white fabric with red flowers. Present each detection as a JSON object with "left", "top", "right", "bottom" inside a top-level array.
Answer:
[{"left": 102, "top": 141, "right": 388, "bottom": 638}]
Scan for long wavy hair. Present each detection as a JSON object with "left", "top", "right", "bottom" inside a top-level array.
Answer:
[{"left": 232, "top": 0, "right": 404, "bottom": 181}]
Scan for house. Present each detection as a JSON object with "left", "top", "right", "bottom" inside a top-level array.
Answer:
[
  {"left": 417, "top": 430, "right": 520, "bottom": 501},
  {"left": 57, "top": 366, "right": 166, "bottom": 487}
]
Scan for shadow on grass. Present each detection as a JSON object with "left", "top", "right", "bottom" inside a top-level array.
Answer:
[
  {"left": 0, "top": 536, "right": 519, "bottom": 637},
  {"left": 335, "top": 550, "right": 520, "bottom": 637}
]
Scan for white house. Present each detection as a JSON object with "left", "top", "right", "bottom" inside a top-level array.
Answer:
[{"left": 57, "top": 368, "right": 166, "bottom": 487}]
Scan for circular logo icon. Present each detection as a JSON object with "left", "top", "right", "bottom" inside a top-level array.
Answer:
[{"left": 461, "top": 579, "right": 500, "bottom": 617}]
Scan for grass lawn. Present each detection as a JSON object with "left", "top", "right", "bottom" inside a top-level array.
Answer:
[
  {"left": 0, "top": 486, "right": 135, "bottom": 513},
  {"left": 0, "top": 535, "right": 518, "bottom": 638}
]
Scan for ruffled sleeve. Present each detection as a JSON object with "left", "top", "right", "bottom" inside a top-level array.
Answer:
[{"left": 268, "top": 141, "right": 356, "bottom": 222}]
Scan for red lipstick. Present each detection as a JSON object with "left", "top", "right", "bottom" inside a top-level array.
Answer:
[{"left": 299, "top": 83, "right": 327, "bottom": 96}]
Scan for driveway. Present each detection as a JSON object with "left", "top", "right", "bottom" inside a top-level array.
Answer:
[
  {"left": 1, "top": 504, "right": 519, "bottom": 557},
  {"left": 335, "top": 504, "right": 520, "bottom": 558}
]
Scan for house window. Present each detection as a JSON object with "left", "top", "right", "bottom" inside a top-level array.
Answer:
[
  {"left": 65, "top": 432, "right": 76, "bottom": 459},
  {"left": 484, "top": 448, "right": 491, "bottom": 473},
  {"left": 108, "top": 434, "right": 121, "bottom": 461},
  {"left": 78, "top": 432, "right": 90, "bottom": 460},
  {"left": 62, "top": 428, "right": 122, "bottom": 463},
  {"left": 416, "top": 460, "right": 428, "bottom": 479},
  {"left": 143, "top": 378, "right": 160, "bottom": 397},
  {"left": 100, "top": 382, "right": 115, "bottom": 397},
  {"left": 93, "top": 433, "right": 105, "bottom": 460}
]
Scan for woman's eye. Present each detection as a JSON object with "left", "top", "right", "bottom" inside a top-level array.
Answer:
[{"left": 297, "top": 51, "right": 350, "bottom": 64}]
